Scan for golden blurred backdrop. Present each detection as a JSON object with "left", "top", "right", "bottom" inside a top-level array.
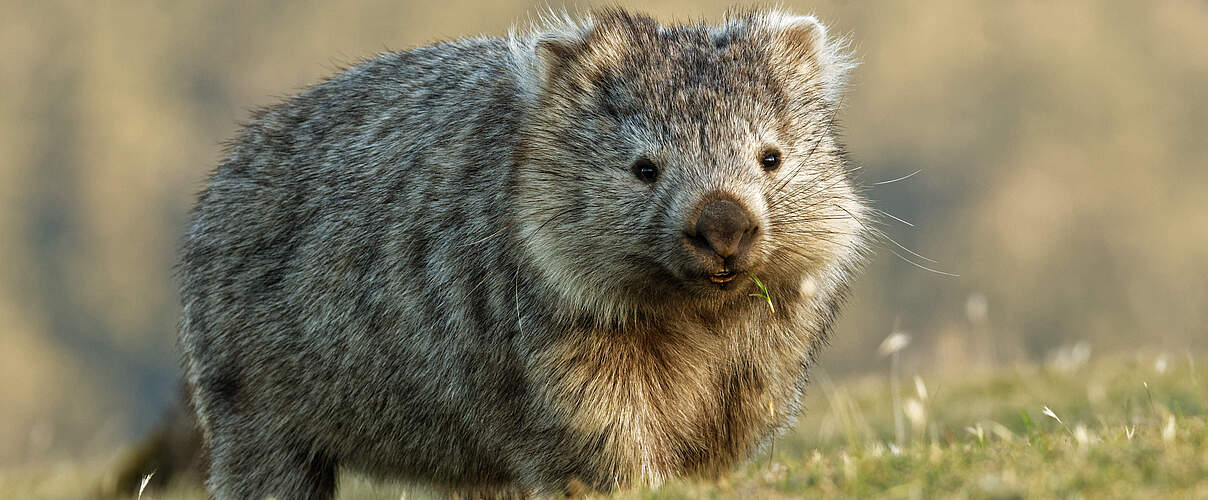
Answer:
[{"left": 1, "top": 0, "right": 1205, "bottom": 465}]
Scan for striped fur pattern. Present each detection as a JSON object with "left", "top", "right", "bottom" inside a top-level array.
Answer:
[{"left": 179, "top": 8, "right": 867, "bottom": 499}]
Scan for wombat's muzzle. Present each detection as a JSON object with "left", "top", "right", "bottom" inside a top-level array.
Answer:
[{"left": 683, "top": 197, "right": 760, "bottom": 283}]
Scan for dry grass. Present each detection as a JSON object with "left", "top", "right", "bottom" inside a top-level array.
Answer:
[
  {"left": 6, "top": 352, "right": 1204, "bottom": 499},
  {"left": 4, "top": 0, "right": 1208, "bottom": 466}
]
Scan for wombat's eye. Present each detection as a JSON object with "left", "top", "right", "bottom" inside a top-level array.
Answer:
[
  {"left": 760, "top": 149, "right": 782, "bottom": 172},
  {"left": 632, "top": 158, "right": 659, "bottom": 183}
]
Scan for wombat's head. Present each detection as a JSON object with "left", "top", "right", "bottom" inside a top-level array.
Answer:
[{"left": 511, "top": 9, "right": 868, "bottom": 322}]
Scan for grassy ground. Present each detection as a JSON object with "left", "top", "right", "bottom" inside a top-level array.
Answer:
[
  {"left": 638, "top": 352, "right": 1208, "bottom": 499},
  {"left": 6, "top": 352, "right": 1206, "bottom": 499}
]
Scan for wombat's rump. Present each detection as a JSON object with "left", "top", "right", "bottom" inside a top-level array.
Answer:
[{"left": 180, "top": 9, "right": 867, "bottom": 499}]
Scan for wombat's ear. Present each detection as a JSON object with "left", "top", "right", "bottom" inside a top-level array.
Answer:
[
  {"left": 751, "top": 12, "right": 855, "bottom": 103},
  {"left": 509, "top": 13, "right": 596, "bottom": 98},
  {"left": 534, "top": 33, "right": 587, "bottom": 82}
]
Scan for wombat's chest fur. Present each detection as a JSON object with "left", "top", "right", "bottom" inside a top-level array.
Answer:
[
  {"left": 180, "top": 8, "right": 866, "bottom": 499},
  {"left": 523, "top": 319, "right": 819, "bottom": 485}
]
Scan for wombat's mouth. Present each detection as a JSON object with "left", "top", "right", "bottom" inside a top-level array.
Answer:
[{"left": 708, "top": 270, "right": 738, "bottom": 284}]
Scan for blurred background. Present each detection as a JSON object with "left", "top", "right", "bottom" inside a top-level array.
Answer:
[{"left": 2, "top": 0, "right": 1205, "bottom": 467}]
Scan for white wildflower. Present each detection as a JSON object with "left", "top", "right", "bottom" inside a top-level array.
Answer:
[
  {"left": 966, "top": 423, "right": 985, "bottom": 444},
  {"left": 904, "top": 397, "right": 927, "bottom": 433},
  {"left": 1162, "top": 415, "right": 1176, "bottom": 443},
  {"left": 914, "top": 375, "right": 928, "bottom": 401},
  {"left": 138, "top": 472, "right": 155, "bottom": 500},
  {"left": 1042, "top": 406, "right": 1062, "bottom": 424},
  {"left": 1073, "top": 425, "right": 1091, "bottom": 446},
  {"left": 878, "top": 331, "right": 911, "bottom": 357}
]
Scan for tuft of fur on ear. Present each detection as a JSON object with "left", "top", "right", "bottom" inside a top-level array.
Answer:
[
  {"left": 508, "top": 10, "right": 596, "bottom": 100},
  {"left": 738, "top": 11, "right": 857, "bottom": 103}
]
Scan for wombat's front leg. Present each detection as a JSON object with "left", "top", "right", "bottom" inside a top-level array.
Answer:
[{"left": 205, "top": 420, "right": 337, "bottom": 500}]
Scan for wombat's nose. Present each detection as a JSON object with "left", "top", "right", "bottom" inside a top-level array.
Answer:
[{"left": 691, "top": 199, "right": 757, "bottom": 260}]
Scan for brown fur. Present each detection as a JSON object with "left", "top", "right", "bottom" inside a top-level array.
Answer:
[{"left": 127, "top": 9, "right": 868, "bottom": 499}]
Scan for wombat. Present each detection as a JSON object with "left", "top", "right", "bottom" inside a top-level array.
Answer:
[{"left": 179, "top": 8, "right": 868, "bottom": 499}]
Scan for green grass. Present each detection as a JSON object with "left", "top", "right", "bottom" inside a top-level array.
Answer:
[
  {"left": 7, "top": 353, "right": 1206, "bottom": 499},
  {"left": 636, "top": 353, "right": 1208, "bottom": 499},
  {"left": 748, "top": 273, "right": 775, "bottom": 313}
]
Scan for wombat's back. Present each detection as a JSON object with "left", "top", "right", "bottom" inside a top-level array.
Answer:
[
  {"left": 180, "top": 38, "right": 552, "bottom": 497},
  {"left": 180, "top": 9, "right": 868, "bottom": 499}
]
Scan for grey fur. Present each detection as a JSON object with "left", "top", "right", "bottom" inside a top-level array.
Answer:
[{"left": 180, "top": 9, "right": 868, "bottom": 499}]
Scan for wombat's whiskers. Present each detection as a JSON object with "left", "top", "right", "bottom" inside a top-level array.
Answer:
[
  {"left": 178, "top": 9, "right": 870, "bottom": 498},
  {"left": 836, "top": 204, "right": 958, "bottom": 277}
]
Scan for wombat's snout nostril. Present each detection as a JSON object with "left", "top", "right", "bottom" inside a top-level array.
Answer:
[{"left": 692, "top": 199, "right": 757, "bottom": 260}]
